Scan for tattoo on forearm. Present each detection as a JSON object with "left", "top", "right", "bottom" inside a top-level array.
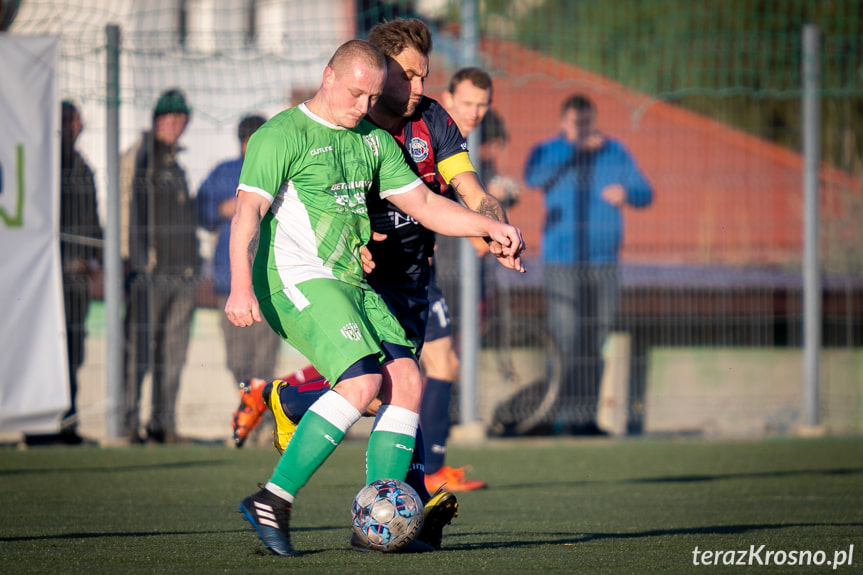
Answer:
[
  {"left": 451, "top": 176, "right": 509, "bottom": 224},
  {"left": 477, "top": 196, "right": 508, "bottom": 223}
]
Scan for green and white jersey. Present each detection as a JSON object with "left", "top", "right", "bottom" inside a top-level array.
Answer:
[{"left": 238, "top": 103, "right": 422, "bottom": 298}]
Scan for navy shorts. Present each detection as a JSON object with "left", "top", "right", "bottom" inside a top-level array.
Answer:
[
  {"left": 424, "top": 279, "right": 452, "bottom": 343},
  {"left": 276, "top": 376, "right": 331, "bottom": 424},
  {"left": 371, "top": 281, "right": 430, "bottom": 355}
]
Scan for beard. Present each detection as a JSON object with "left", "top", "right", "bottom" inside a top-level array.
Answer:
[{"left": 380, "top": 91, "right": 417, "bottom": 118}]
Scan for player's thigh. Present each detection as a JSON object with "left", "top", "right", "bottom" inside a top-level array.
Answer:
[
  {"left": 419, "top": 336, "right": 459, "bottom": 381},
  {"left": 380, "top": 356, "right": 423, "bottom": 411},
  {"left": 258, "top": 279, "right": 383, "bottom": 385}
]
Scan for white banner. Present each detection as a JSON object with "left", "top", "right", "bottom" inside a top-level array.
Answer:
[{"left": 0, "top": 35, "right": 68, "bottom": 436}]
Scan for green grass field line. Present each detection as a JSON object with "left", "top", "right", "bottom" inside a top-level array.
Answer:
[{"left": 1, "top": 437, "right": 862, "bottom": 574}]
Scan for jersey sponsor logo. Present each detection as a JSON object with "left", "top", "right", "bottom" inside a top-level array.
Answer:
[
  {"left": 409, "top": 137, "right": 430, "bottom": 162},
  {"left": 392, "top": 211, "right": 419, "bottom": 229},
  {"left": 332, "top": 182, "right": 369, "bottom": 213},
  {"left": 331, "top": 180, "right": 371, "bottom": 191},
  {"left": 340, "top": 322, "right": 362, "bottom": 341},
  {"left": 370, "top": 209, "right": 418, "bottom": 231},
  {"left": 363, "top": 134, "right": 380, "bottom": 157},
  {"left": 309, "top": 145, "right": 333, "bottom": 156}
]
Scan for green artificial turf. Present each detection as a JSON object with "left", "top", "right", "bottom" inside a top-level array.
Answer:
[{"left": 1, "top": 436, "right": 861, "bottom": 574}]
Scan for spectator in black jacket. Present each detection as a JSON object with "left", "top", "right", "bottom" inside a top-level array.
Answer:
[
  {"left": 123, "top": 89, "right": 198, "bottom": 444},
  {"left": 58, "top": 100, "right": 102, "bottom": 444}
]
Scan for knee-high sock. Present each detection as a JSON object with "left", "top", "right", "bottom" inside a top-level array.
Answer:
[
  {"left": 366, "top": 404, "right": 418, "bottom": 483},
  {"left": 420, "top": 377, "right": 453, "bottom": 475},
  {"left": 269, "top": 390, "right": 361, "bottom": 497},
  {"left": 405, "top": 425, "right": 432, "bottom": 502}
]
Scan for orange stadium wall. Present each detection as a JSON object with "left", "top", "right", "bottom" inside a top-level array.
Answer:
[{"left": 432, "top": 39, "right": 861, "bottom": 269}]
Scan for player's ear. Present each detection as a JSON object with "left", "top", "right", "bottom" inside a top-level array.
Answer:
[
  {"left": 441, "top": 91, "right": 453, "bottom": 109},
  {"left": 322, "top": 65, "right": 335, "bottom": 87}
]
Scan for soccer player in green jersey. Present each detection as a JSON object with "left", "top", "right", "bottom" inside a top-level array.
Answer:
[{"left": 226, "top": 39, "right": 524, "bottom": 557}]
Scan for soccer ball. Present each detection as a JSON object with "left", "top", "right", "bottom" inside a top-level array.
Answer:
[{"left": 351, "top": 478, "right": 424, "bottom": 552}]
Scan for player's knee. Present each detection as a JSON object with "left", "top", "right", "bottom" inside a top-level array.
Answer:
[
  {"left": 335, "top": 374, "right": 382, "bottom": 412},
  {"left": 335, "top": 355, "right": 384, "bottom": 411},
  {"left": 380, "top": 357, "right": 423, "bottom": 410}
]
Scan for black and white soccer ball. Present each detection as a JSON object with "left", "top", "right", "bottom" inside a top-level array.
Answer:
[{"left": 351, "top": 478, "right": 424, "bottom": 552}]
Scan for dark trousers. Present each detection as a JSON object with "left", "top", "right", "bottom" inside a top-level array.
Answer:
[
  {"left": 63, "top": 273, "right": 90, "bottom": 431},
  {"left": 217, "top": 294, "right": 281, "bottom": 384},
  {"left": 545, "top": 263, "right": 618, "bottom": 426},
  {"left": 123, "top": 273, "right": 196, "bottom": 438}
]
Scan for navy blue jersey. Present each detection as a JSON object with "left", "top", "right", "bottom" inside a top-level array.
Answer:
[{"left": 366, "top": 97, "right": 468, "bottom": 287}]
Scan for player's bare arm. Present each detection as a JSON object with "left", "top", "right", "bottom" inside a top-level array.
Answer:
[
  {"left": 225, "top": 190, "right": 270, "bottom": 327},
  {"left": 388, "top": 182, "right": 525, "bottom": 272},
  {"left": 449, "top": 170, "right": 509, "bottom": 224},
  {"left": 447, "top": 170, "right": 526, "bottom": 271}
]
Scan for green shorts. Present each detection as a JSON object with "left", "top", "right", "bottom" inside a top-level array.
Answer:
[{"left": 258, "top": 278, "right": 414, "bottom": 385}]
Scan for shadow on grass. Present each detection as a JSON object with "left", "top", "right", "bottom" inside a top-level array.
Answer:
[
  {"left": 0, "top": 523, "right": 344, "bottom": 544},
  {"left": 492, "top": 466, "right": 863, "bottom": 490},
  {"left": 632, "top": 467, "right": 863, "bottom": 484},
  {"left": 440, "top": 522, "right": 863, "bottom": 550},
  {"left": 0, "top": 459, "right": 231, "bottom": 477}
]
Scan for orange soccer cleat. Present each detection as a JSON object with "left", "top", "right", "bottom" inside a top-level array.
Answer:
[
  {"left": 424, "top": 465, "right": 488, "bottom": 493},
  {"left": 231, "top": 378, "right": 268, "bottom": 447}
]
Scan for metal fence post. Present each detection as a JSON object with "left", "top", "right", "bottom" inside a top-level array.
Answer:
[
  {"left": 458, "top": 0, "right": 481, "bottom": 429},
  {"left": 802, "top": 24, "right": 821, "bottom": 428},
  {"left": 105, "top": 23, "right": 123, "bottom": 440}
]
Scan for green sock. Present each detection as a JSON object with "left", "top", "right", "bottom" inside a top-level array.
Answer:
[
  {"left": 366, "top": 429, "right": 416, "bottom": 482},
  {"left": 270, "top": 410, "right": 345, "bottom": 495}
]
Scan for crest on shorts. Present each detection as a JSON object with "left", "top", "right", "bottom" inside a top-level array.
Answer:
[
  {"left": 340, "top": 322, "right": 362, "bottom": 341},
  {"left": 409, "top": 137, "right": 429, "bottom": 162}
]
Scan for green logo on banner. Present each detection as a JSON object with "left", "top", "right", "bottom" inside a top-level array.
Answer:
[{"left": 0, "top": 145, "right": 24, "bottom": 228}]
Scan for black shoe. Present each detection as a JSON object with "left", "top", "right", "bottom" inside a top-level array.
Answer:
[
  {"left": 23, "top": 430, "right": 95, "bottom": 447},
  {"left": 59, "top": 428, "right": 97, "bottom": 445},
  {"left": 239, "top": 488, "right": 297, "bottom": 556},
  {"left": 566, "top": 422, "right": 608, "bottom": 436},
  {"left": 145, "top": 427, "right": 166, "bottom": 444},
  {"left": 416, "top": 489, "right": 458, "bottom": 550}
]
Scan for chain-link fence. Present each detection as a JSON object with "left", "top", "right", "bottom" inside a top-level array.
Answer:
[{"left": 8, "top": 0, "right": 863, "bottom": 441}]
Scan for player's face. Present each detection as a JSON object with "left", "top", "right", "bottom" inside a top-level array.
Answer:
[
  {"left": 377, "top": 46, "right": 428, "bottom": 118},
  {"left": 445, "top": 81, "right": 491, "bottom": 137},
  {"left": 325, "top": 61, "right": 385, "bottom": 129}
]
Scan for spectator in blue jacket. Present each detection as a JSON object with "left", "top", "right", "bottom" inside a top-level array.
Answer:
[
  {"left": 524, "top": 94, "right": 653, "bottom": 434},
  {"left": 198, "top": 115, "right": 281, "bottom": 403}
]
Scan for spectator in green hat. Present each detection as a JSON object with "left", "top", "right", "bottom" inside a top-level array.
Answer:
[{"left": 122, "top": 87, "right": 198, "bottom": 444}]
